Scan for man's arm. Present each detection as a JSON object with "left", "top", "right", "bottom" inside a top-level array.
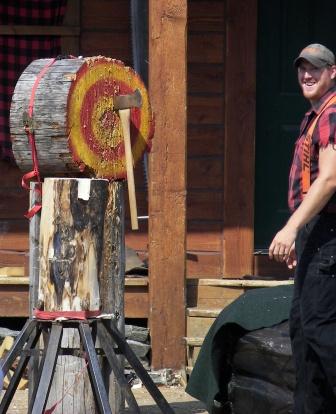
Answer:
[{"left": 269, "top": 143, "right": 336, "bottom": 262}]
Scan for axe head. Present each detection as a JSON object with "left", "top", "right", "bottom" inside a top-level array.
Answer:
[{"left": 113, "top": 89, "right": 142, "bottom": 110}]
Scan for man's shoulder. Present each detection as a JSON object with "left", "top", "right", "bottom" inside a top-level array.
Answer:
[{"left": 319, "top": 104, "right": 336, "bottom": 120}]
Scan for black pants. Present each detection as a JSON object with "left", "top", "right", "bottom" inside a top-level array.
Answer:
[{"left": 290, "top": 213, "right": 336, "bottom": 413}]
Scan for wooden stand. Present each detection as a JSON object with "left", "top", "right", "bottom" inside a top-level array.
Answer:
[
  {"left": 0, "top": 317, "right": 174, "bottom": 414},
  {"left": 0, "top": 178, "right": 175, "bottom": 413}
]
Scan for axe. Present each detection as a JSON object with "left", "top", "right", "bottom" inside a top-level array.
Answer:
[{"left": 114, "top": 89, "right": 142, "bottom": 230}]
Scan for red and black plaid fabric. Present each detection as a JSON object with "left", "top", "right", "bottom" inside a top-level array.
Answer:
[
  {"left": 288, "top": 86, "right": 336, "bottom": 212},
  {"left": 0, "top": 0, "right": 67, "bottom": 162}
]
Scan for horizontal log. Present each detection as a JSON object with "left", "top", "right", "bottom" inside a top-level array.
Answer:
[
  {"left": 186, "top": 251, "right": 221, "bottom": 278},
  {"left": 0, "top": 275, "right": 28, "bottom": 284},
  {"left": 187, "top": 191, "right": 223, "bottom": 220},
  {"left": 0, "top": 219, "right": 29, "bottom": 251},
  {"left": 134, "top": 249, "right": 221, "bottom": 278},
  {"left": 10, "top": 58, "right": 84, "bottom": 175},
  {"left": 125, "top": 277, "right": 148, "bottom": 286},
  {"left": 124, "top": 285, "right": 149, "bottom": 318},
  {"left": 196, "top": 279, "right": 294, "bottom": 287},
  {"left": 10, "top": 148, "right": 79, "bottom": 174},
  {"left": 82, "top": 0, "right": 130, "bottom": 30},
  {"left": 188, "top": 125, "right": 224, "bottom": 157},
  {"left": 0, "top": 162, "right": 23, "bottom": 187},
  {"left": 0, "top": 285, "right": 29, "bottom": 317},
  {"left": 81, "top": 32, "right": 132, "bottom": 64},
  {"left": 0, "top": 281, "right": 147, "bottom": 318},
  {"left": 188, "top": 1, "right": 225, "bottom": 32},
  {"left": 187, "top": 308, "right": 222, "bottom": 317},
  {"left": 0, "top": 267, "right": 24, "bottom": 277},
  {"left": 254, "top": 254, "right": 295, "bottom": 278},
  {"left": 125, "top": 219, "right": 223, "bottom": 252},
  {"left": 188, "top": 63, "right": 224, "bottom": 94},
  {"left": 0, "top": 252, "right": 28, "bottom": 270},
  {"left": 188, "top": 33, "right": 224, "bottom": 64},
  {"left": 188, "top": 95, "right": 224, "bottom": 125},
  {"left": 187, "top": 157, "right": 223, "bottom": 190},
  {"left": 0, "top": 25, "right": 80, "bottom": 36},
  {"left": 0, "top": 189, "right": 28, "bottom": 219}
]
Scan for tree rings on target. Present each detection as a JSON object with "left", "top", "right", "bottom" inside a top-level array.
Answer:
[{"left": 10, "top": 57, "right": 154, "bottom": 179}]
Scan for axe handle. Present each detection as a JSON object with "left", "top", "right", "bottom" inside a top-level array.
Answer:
[{"left": 119, "top": 109, "right": 139, "bottom": 230}]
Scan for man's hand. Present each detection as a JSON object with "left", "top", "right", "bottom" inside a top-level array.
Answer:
[
  {"left": 286, "top": 244, "right": 297, "bottom": 269},
  {"left": 269, "top": 225, "right": 298, "bottom": 263}
]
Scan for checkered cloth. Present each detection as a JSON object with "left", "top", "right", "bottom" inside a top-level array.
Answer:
[{"left": 0, "top": 0, "right": 67, "bottom": 162}]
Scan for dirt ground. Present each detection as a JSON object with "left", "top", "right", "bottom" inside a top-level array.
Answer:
[{"left": 5, "top": 386, "right": 209, "bottom": 413}]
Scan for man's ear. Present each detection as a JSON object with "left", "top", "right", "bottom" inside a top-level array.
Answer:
[{"left": 330, "top": 65, "right": 336, "bottom": 79}]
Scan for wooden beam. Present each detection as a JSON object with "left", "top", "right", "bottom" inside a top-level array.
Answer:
[
  {"left": 0, "top": 285, "right": 29, "bottom": 317},
  {"left": 0, "top": 278, "right": 148, "bottom": 318},
  {"left": 223, "top": 0, "right": 257, "bottom": 277},
  {"left": 148, "top": 0, "right": 187, "bottom": 369},
  {"left": 0, "top": 25, "right": 80, "bottom": 36}
]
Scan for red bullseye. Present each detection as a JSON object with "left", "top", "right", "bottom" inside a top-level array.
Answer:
[{"left": 68, "top": 58, "right": 154, "bottom": 179}]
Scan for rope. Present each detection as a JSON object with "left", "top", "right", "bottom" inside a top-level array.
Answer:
[
  {"left": 22, "top": 58, "right": 56, "bottom": 219},
  {"left": 44, "top": 355, "right": 89, "bottom": 414}
]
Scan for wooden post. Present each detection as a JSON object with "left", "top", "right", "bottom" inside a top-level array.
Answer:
[
  {"left": 223, "top": 0, "right": 257, "bottom": 277},
  {"left": 100, "top": 182, "right": 125, "bottom": 412},
  {"left": 148, "top": 0, "right": 187, "bottom": 369},
  {"left": 39, "top": 177, "right": 109, "bottom": 412},
  {"left": 28, "top": 182, "right": 41, "bottom": 405}
]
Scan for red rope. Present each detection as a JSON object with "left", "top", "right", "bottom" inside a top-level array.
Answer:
[
  {"left": 22, "top": 58, "right": 56, "bottom": 219},
  {"left": 44, "top": 355, "right": 89, "bottom": 414}
]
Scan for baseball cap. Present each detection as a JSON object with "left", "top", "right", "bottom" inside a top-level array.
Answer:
[{"left": 294, "top": 43, "right": 335, "bottom": 68}]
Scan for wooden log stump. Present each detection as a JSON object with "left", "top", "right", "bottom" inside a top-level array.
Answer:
[
  {"left": 100, "top": 181, "right": 125, "bottom": 412},
  {"left": 38, "top": 178, "right": 109, "bottom": 311},
  {"left": 38, "top": 177, "right": 111, "bottom": 413},
  {"left": 10, "top": 57, "right": 153, "bottom": 180}
]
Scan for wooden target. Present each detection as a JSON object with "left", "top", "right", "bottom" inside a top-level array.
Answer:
[
  {"left": 10, "top": 57, "right": 154, "bottom": 180},
  {"left": 68, "top": 58, "right": 153, "bottom": 179}
]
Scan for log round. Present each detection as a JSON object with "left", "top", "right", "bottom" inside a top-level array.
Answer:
[
  {"left": 10, "top": 57, "right": 154, "bottom": 179},
  {"left": 38, "top": 177, "right": 109, "bottom": 312}
]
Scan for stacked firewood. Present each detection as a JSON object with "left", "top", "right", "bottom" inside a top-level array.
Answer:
[{"left": 125, "top": 324, "right": 150, "bottom": 370}]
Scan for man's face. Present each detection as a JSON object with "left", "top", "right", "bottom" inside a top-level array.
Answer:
[{"left": 297, "top": 59, "right": 336, "bottom": 104}]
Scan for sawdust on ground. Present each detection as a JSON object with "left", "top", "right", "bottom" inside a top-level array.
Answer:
[{"left": 4, "top": 386, "right": 208, "bottom": 413}]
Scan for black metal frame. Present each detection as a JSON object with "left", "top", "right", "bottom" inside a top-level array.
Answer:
[{"left": 0, "top": 318, "right": 175, "bottom": 414}]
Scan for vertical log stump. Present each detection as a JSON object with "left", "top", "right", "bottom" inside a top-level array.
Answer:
[
  {"left": 100, "top": 182, "right": 125, "bottom": 412},
  {"left": 39, "top": 178, "right": 108, "bottom": 312},
  {"left": 38, "top": 177, "right": 110, "bottom": 413}
]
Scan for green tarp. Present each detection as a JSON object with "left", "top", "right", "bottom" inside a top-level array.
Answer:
[{"left": 186, "top": 284, "right": 294, "bottom": 413}]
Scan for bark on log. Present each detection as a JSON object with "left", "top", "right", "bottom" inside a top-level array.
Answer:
[
  {"left": 39, "top": 177, "right": 108, "bottom": 414},
  {"left": 28, "top": 182, "right": 41, "bottom": 405},
  {"left": 100, "top": 182, "right": 125, "bottom": 412}
]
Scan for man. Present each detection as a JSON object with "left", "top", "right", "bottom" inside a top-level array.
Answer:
[{"left": 269, "top": 43, "right": 336, "bottom": 413}]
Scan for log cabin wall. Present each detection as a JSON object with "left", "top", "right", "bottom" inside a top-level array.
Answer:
[
  {"left": 0, "top": 0, "right": 262, "bottom": 369},
  {"left": 187, "top": 0, "right": 225, "bottom": 279},
  {"left": 0, "top": 0, "right": 258, "bottom": 303}
]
